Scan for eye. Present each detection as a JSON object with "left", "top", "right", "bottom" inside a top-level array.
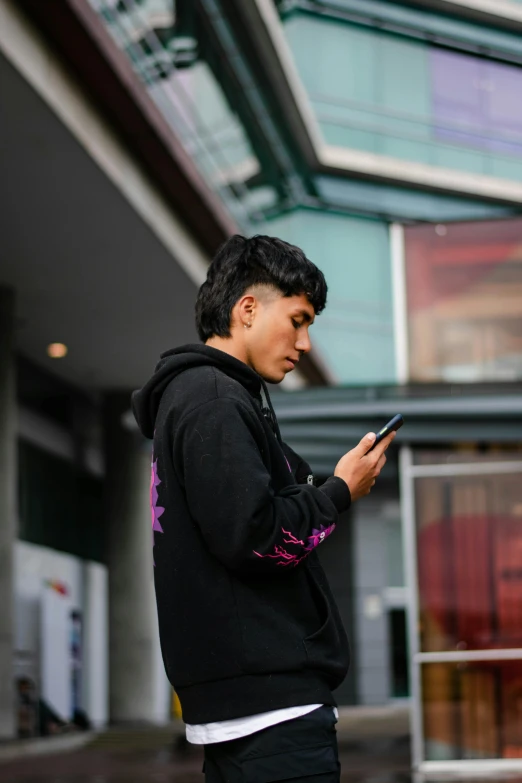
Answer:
[{"left": 291, "top": 318, "right": 300, "bottom": 329}]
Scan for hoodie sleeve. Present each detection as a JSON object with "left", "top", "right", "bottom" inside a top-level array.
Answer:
[{"left": 174, "top": 397, "right": 351, "bottom": 573}]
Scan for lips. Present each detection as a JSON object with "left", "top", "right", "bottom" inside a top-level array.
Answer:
[{"left": 286, "top": 358, "right": 299, "bottom": 369}]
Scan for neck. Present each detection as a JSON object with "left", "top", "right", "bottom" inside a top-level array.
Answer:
[{"left": 205, "top": 335, "right": 249, "bottom": 368}]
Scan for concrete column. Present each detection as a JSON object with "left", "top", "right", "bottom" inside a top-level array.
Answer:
[
  {"left": 0, "top": 286, "right": 16, "bottom": 738},
  {"left": 82, "top": 561, "right": 109, "bottom": 729},
  {"left": 103, "top": 394, "right": 169, "bottom": 724},
  {"left": 352, "top": 494, "right": 394, "bottom": 706}
]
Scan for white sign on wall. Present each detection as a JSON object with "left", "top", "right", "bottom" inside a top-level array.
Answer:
[
  {"left": 40, "top": 581, "right": 73, "bottom": 721},
  {"left": 15, "top": 541, "right": 109, "bottom": 728}
]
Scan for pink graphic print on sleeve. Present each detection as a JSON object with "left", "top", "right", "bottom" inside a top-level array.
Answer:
[
  {"left": 151, "top": 457, "right": 165, "bottom": 564},
  {"left": 253, "top": 523, "right": 335, "bottom": 567}
]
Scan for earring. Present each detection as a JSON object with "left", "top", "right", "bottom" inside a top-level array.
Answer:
[{"left": 244, "top": 322, "right": 252, "bottom": 329}]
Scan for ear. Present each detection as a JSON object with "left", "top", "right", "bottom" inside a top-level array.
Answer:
[{"left": 235, "top": 294, "right": 256, "bottom": 328}]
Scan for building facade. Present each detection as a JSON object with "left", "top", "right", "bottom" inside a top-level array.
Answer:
[
  {"left": 2, "top": 0, "right": 522, "bottom": 774},
  {"left": 0, "top": 0, "right": 236, "bottom": 739}
]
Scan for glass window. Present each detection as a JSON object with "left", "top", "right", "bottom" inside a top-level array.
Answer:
[
  {"left": 88, "top": 0, "right": 260, "bottom": 231},
  {"left": 404, "top": 219, "right": 522, "bottom": 382},
  {"left": 415, "top": 466, "right": 522, "bottom": 654},
  {"left": 18, "top": 442, "right": 105, "bottom": 563},
  {"left": 431, "top": 50, "right": 522, "bottom": 156},
  {"left": 422, "top": 660, "right": 522, "bottom": 761},
  {"left": 148, "top": 62, "right": 259, "bottom": 198},
  {"left": 267, "top": 209, "right": 395, "bottom": 384},
  {"left": 282, "top": 14, "right": 522, "bottom": 180}
]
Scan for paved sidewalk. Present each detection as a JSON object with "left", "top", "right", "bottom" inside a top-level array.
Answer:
[
  {"left": 337, "top": 704, "right": 410, "bottom": 741},
  {"left": 0, "top": 730, "right": 97, "bottom": 762},
  {"left": 0, "top": 705, "right": 412, "bottom": 782},
  {"left": 336, "top": 705, "right": 411, "bottom": 782}
]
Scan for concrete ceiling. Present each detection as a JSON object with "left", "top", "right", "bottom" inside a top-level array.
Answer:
[{"left": 0, "top": 51, "right": 201, "bottom": 392}]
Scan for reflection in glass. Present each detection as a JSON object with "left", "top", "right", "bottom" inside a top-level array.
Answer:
[
  {"left": 415, "top": 467, "right": 522, "bottom": 653},
  {"left": 423, "top": 660, "right": 522, "bottom": 761},
  {"left": 405, "top": 219, "right": 522, "bottom": 383}
]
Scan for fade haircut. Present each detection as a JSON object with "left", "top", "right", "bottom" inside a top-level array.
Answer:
[{"left": 195, "top": 234, "right": 327, "bottom": 342}]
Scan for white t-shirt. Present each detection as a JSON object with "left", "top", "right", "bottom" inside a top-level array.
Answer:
[{"left": 186, "top": 704, "right": 338, "bottom": 745}]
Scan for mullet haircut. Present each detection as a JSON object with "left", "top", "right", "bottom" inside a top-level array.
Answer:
[{"left": 195, "top": 234, "right": 327, "bottom": 341}]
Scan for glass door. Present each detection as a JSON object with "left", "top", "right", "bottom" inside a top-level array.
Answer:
[{"left": 401, "top": 448, "right": 522, "bottom": 774}]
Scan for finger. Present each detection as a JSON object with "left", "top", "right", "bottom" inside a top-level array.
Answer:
[
  {"left": 375, "top": 454, "right": 387, "bottom": 473},
  {"left": 371, "top": 430, "right": 396, "bottom": 460},
  {"left": 356, "top": 432, "right": 376, "bottom": 456}
]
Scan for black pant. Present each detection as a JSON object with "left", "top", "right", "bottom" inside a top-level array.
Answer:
[{"left": 203, "top": 706, "right": 340, "bottom": 783}]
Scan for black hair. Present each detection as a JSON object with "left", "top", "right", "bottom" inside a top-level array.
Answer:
[{"left": 195, "top": 234, "right": 327, "bottom": 341}]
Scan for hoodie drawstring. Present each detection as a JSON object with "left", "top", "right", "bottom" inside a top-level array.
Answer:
[{"left": 259, "top": 377, "right": 283, "bottom": 445}]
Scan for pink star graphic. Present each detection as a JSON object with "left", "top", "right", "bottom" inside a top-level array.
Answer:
[{"left": 150, "top": 458, "right": 165, "bottom": 563}]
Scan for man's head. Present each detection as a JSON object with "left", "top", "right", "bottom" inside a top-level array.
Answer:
[{"left": 195, "top": 234, "right": 327, "bottom": 383}]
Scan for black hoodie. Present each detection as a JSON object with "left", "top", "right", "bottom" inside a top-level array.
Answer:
[{"left": 132, "top": 344, "right": 351, "bottom": 724}]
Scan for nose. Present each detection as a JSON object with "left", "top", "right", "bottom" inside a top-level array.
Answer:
[{"left": 296, "top": 330, "right": 311, "bottom": 354}]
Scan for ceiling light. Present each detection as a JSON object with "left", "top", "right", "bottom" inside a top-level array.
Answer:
[{"left": 47, "top": 343, "right": 68, "bottom": 359}]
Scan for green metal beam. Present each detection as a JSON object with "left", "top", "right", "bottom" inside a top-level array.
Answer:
[
  {"left": 315, "top": 177, "right": 521, "bottom": 223},
  {"left": 279, "top": 0, "right": 522, "bottom": 65}
]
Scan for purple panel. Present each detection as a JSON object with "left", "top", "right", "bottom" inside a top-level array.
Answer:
[
  {"left": 430, "top": 49, "right": 485, "bottom": 146},
  {"left": 485, "top": 61, "right": 522, "bottom": 155},
  {"left": 430, "top": 49, "right": 522, "bottom": 156}
]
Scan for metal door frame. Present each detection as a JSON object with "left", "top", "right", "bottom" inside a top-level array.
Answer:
[{"left": 400, "top": 446, "right": 522, "bottom": 776}]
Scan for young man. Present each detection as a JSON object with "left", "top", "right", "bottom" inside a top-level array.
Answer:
[{"left": 132, "top": 235, "right": 395, "bottom": 783}]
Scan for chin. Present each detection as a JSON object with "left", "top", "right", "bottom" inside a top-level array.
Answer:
[{"left": 259, "top": 369, "right": 285, "bottom": 384}]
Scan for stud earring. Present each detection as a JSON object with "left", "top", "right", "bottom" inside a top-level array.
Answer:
[{"left": 244, "top": 322, "right": 252, "bottom": 329}]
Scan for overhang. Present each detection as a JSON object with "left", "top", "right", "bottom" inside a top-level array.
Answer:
[
  {"left": 220, "top": 0, "right": 522, "bottom": 206},
  {"left": 273, "top": 384, "right": 522, "bottom": 474},
  {"left": 1, "top": 0, "right": 326, "bottom": 390},
  {"left": 17, "top": 0, "right": 237, "bottom": 256},
  {"left": 0, "top": 0, "right": 225, "bottom": 393}
]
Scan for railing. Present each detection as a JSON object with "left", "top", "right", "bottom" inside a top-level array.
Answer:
[
  {"left": 310, "top": 91, "right": 522, "bottom": 176},
  {"left": 88, "top": 0, "right": 259, "bottom": 230},
  {"left": 312, "top": 91, "right": 522, "bottom": 149}
]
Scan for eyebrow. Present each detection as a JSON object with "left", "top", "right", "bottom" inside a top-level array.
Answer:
[{"left": 296, "top": 310, "right": 315, "bottom": 324}]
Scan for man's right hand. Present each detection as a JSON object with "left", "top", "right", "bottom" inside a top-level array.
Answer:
[{"left": 334, "top": 431, "right": 396, "bottom": 501}]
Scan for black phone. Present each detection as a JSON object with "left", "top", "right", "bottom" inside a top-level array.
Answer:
[{"left": 367, "top": 414, "right": 404, "bottom": 452}]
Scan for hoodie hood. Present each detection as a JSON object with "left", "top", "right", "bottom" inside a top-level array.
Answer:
[{"left": 131, "top": 344, "right": 263, "bottom": 439}]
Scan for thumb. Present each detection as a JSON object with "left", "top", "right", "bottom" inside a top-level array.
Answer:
[{"left": 356, "top": 432, "right": 376, "bottom": 455}]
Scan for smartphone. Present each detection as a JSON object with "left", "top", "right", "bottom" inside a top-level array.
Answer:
[{"left": 367, "top": 414, "right": 404, "bottom": 452}]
